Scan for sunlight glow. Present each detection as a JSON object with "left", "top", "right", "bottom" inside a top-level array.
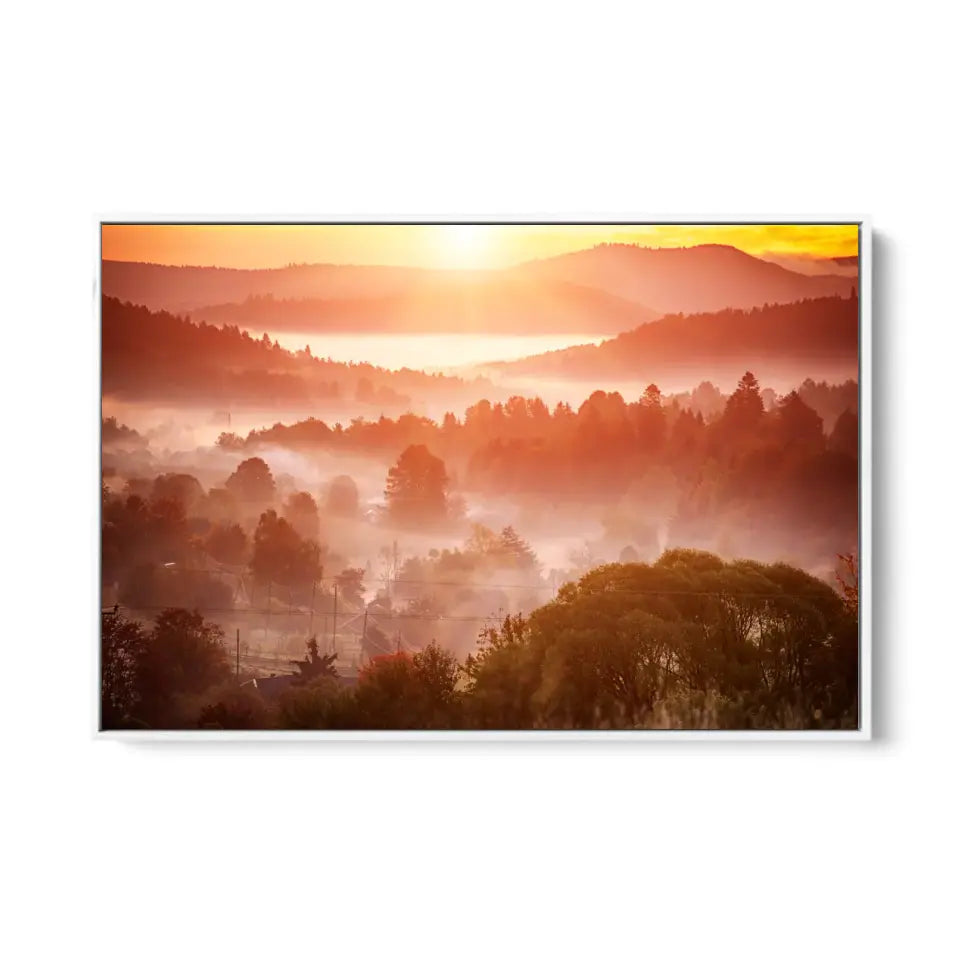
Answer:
[{"left": 101, "top": 223, "right": 859, "bottom": 270}]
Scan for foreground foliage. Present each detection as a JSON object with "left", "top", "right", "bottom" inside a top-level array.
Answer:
[{"left": 102, "top": 550, "right": 857, "bottom": 731}]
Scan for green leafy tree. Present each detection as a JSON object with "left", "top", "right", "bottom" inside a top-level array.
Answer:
[{"left": 461, "top": 553, "right": 856, "bottom": 731}]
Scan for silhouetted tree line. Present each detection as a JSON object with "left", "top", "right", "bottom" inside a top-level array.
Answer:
[
  {"left": 102, "top": 456, "right": 348, "bottom": 615},
  {"left": 228, "top": 370, "right": 858, "bottom": 565},
  {"left": 497, "top": 294, "right": 859, "bottom": 378},
  {"left": 101, "top": 296, "right": 484, "bottom": 406}
]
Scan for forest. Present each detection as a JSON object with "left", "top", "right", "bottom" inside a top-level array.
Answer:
[
  {"left": 187, "top": 278, "right": 655, "bottom": 336},
  {"left": 493, "top": 294, "right": 859, "bottom": 379},
  {"left": 100, "top": 235, "right": 860, "bottom": 732},
  {"left": 102, "top": 364, "right": 859, "bottom": 730},
  {"left": 101, "top": 296, "right": 491, "bottom": 409}
]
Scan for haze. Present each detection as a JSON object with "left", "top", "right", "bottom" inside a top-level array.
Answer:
[{"left": 101, "top": 223, "right": 861, "bottom": 732}]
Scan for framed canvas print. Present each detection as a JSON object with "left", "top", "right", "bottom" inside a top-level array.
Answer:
[{"left": 98, "top": 220, "right": 870, "bottom": 739}]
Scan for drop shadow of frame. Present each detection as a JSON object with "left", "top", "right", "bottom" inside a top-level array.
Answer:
[{"left": 870, "top": 231, "right": 892, "bottom": 743}]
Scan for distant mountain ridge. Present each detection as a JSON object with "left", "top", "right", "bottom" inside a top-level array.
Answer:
[
  {"left": 188, "top": 277, "right": 657, "bottom": 336},
  {"left": 101, "top": 260, "right": 428, "bottom": 313},
  {"left": 102, "top": 242, "right": 855, "bottom": 334},
  {"left": 513, "top": 243, "right": 856, "bottom": 314},
  {"left": 488, "top": 294, "right": 859, "bottom": 381}
]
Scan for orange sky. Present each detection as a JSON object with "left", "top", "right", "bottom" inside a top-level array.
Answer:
[{"left": 102, "top": 223, "right": 859, "bottom": 271}]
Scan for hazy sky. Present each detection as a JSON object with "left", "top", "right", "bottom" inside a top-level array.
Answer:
[{"left": 102, "top": 223, "right": 859, "bottom": 270}]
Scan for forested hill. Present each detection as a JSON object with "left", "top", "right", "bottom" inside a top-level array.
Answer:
[
  {"left": 102, "top": 260, "right": 422, "bottom": 313},
  {"left": 188, "top": 278, "right": 657, "bottom": 336},
  {"left": 514, "top": 243, "right": 856, "bottom": 313},
  {"left": 101, "top": 243, "right": 854, "bottom": 329},
  {"left": 102, "top": 260, "right": 659, "bottom": 334},
  {"left": 492, "top": 294, "right": 859, "bottom": 379},
  {"left": 100, "top": 296, "right": 485, "bottom": 407}
]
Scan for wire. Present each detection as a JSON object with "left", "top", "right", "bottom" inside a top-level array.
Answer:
[
  {"left": 112, "top": 583, "right": 827, "bottom": 624},
  {"left": 116, "top": 604, "right": 512, "bottom": 622},
  {"left": 388, "top": 577, "right": 554, "bottom": 591}
]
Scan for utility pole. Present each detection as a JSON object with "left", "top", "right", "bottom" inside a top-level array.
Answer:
[
  {"left": 236, "top": 628, "right": 240, "bottom": 680},
  {"left": 362, "top": 606, "right": 368, "bottom": 662},
  {"left": 308, "top": 578, "right": 317, "bottom": 639},
  {"left": 265, "top": 580, "right": 272, "bottom": 648},
  {"left": 332, "top": 582, "right": 338, "bottom": 654}
]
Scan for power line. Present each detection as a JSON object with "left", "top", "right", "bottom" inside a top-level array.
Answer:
[
  {"left": 112, "top": 584, "right": 828, "bottom": 624},
  {"left": 115, "top": 604, "right": 512, "bottom": 623},
  {"left": 388, "top": 577, "right": 554, "bottom": 591}
]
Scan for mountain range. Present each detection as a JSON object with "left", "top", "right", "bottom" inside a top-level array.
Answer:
[
  {"left": 512, "top": 243, "right": 856, "bottom": 314},
  {"left": 101, "top": 243, "right": 856, "bottom": 336}
]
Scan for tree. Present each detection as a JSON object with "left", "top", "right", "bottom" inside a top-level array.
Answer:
[
  {"left": 354, "top": 643, "right": 460, "bottom": 728},
  {"left": 225, "top": 457, "right": 276, "bottom": 505},
  {"left": 829, "top": 408, "right": 859, "bottom": 457},
  {"left": 722, "top": 371, "right": 765, "bottom": 433},
  {"left": 641, "top": 383, "right": 662, "bottom": 408},
  {"left": 461, "top": 553, "right": 857, "bottom": 731},
  {"left": 196, "top": 683, "right": 268, "bottom": 729},
  {"left": 101, "top": 610, "right": 145, "bottom": 728},
  {"left": 776, "top": 390, "right": 824, "bottom": 447},
  {"left": 152, "top": 473, "right": 205, "bottom": 514},
  {"left": 120, "top": 563, "right": 233, "bottom": 612},
  {"left": 326, "top": 475, "right": 359, "bottom": 517},
  {"left": 250, "top": 509, "right": 322, "bottom": 589},
  {"left": 205, "top": 522, "right": 248, "bottom": 565},
  {"left": 384, "top": 444, "right": 449, "bottom": 525},
  {"left": 637, "top": 382, "right": 667, "bottom": 452},
  {"left": 216, "top": 432, "right": 245, "bottom": 451},
  {"left": 334, "top": 568, "right": 365, "bottom": 608},
  {"left": 133, "top": 609, "right": 230, "bottom": 727},
  {"left": 283, "top": 491, "right": 320, "bottom": 542},
  {"left": 835, "top": 552, "right": 859, "bottom": 615},
  {"left": 290, "top": 636, "right": 339, "bottom": 683},
  {"left": 496, "top": 526, "right": 539, "bottom": 572},
  {"left": 204, "top": 487, "right": 239, "bottom": 524}
]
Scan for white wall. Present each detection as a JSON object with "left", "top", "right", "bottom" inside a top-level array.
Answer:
[{"left": 4, "top": 2, "right": 955, "bottom": 958}]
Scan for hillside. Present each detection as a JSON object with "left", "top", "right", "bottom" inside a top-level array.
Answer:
[
  {"left": 490, "top": 294, "right": 859, "bottom": 380},
  {"left": 189, "top": 276, "right": 657, "bottom": 336},
  {"left": 101, "top": 260, "right": 423, "bottom": 313},
  {"left": 514, "top": 243, "right": 856, "bottom": 313},
  {"left": 103, "top": 260, "right": 658, "bottom": 335},
  {"left": 100, "top": 296, "right": 490, "bottom": 408}
]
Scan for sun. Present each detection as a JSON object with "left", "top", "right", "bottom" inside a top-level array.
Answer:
[{"left": 436, "top": 224, "right": 495, "bottom": 268}]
